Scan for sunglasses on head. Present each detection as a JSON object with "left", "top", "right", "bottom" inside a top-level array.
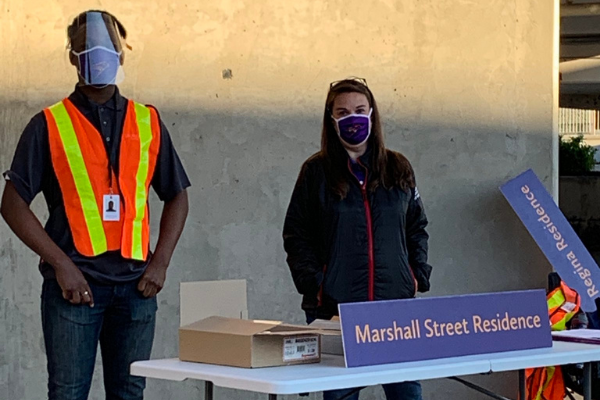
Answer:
[{"left": 329, "top": 77, "right": 368, "bottom": 89}]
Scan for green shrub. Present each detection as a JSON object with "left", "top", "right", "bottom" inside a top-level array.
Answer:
[{"left": 559, "top": 135, "right": 597, "bottom": 175}]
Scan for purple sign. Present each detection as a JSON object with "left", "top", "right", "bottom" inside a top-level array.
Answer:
[
  {"left": 339, "top": 290, "right": 551, "bottom": 368},
  {"left": 501, "top": 169, "right": 600, "bottom": 312}
]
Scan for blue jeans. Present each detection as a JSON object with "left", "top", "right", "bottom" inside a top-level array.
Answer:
[
  {"left": 305, "top": 312, "right": 422, "bottom": 400},
  {"left": 41, "top": 279, "right": 157, "bottom": 400}
]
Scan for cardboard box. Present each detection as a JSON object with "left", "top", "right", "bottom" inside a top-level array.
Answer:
[
  {"left": 179, "top": 316, "right": 324, "bottom": 368},
  {"left": 309, "top": 318, "right": 343, "bottom": 356}
]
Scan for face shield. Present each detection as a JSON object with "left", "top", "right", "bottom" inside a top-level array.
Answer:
[{"left": 70, "top": 11, "right": 125, "bottom": 88}]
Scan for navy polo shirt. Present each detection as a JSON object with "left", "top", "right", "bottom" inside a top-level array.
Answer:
[{"left": 3, "top": 86, "right": 191, "bottom": 284}]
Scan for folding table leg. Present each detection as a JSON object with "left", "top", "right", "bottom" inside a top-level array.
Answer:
[
  {"left": 518, "top": 369, "right": 525, "bottom": 400},
  {"left": 205, "top": 381, "right": 214, "bottom": 400},
  {"left": 583, "top": 363, "right": 592, "bottom": 400}
]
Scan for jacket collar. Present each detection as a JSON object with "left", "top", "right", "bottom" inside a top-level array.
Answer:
[{"left": 347, "top": 145, "right": 373, "bottom": 169}]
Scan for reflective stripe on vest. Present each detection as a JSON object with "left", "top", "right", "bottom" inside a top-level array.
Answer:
[
  {"left": 547, "top": 281, "right": 580, "bottom": 331},
  {"left": 132, "top": 103, "right": 154, "bottom": 259},
  {"left": 119, "top": 101, "right": 161, "bottom": 261},
  {"left": 45, "top": 98, "right": 160, "bottom": 260},
  {"left": 526, "top": 366, "right": 565, "bottom": 400},
  {"left": 46, "top": 101, "right": 108, "bottom": 255}
]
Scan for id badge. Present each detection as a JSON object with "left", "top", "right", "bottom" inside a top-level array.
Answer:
[{"left": 103, "top": 194, "right": 120, "bottom": 221}]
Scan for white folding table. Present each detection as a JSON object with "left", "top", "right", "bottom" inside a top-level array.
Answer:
[{"left": 131, "top": 341, "right": 600, "bottom": 400}]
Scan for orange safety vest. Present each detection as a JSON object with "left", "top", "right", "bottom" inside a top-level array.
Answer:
[
  {"left": 548, "top": 282, "right": 580, "bottom": 331},
  {"left": 524, "top": 281, "right": 581, "bottom": 400},
  {"left": 525, "top": 366, "right": 565, "bottom": 400},
  {"left": 44, "top": 98, "right": 160, "bottom": 261}
]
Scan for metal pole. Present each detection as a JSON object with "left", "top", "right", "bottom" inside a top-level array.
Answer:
[
  {"left": 519, "top": 369, "right": 526, "bottom": 400},
  {"left": 583, "top": 362, "right": 592, "bottom": 400},
  {"left": 205, "top": 381, "right": 214, "bottom": 400}
]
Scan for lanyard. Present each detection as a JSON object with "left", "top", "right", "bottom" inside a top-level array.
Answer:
[
  {"left": 98, "top": 106, "right": 118, "bottom": 194},
  {"left": 103, "top": 127, "right": 117, "bottom": 194},
  {"left": 95, "top": 100, "right": 125, "bottom": 195},
  {"left": 108, "top": 162, "right": 115, "bottom": 194}
]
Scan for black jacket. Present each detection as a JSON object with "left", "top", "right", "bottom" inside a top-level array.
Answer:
[{"left": 283, "top": 150, "right": 432, "bottom": 319}]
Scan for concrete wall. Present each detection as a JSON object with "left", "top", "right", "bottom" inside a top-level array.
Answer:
[{"left": 0, "top": 1, "right": 556, "bottom": 399}]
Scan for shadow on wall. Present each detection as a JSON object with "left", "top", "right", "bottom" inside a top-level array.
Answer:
[
  {"left": 0, "top": 94, "right": 555, "bottom": 299},
  {"left": 0, "top": 95, "right": 552, "bottom": 400}
]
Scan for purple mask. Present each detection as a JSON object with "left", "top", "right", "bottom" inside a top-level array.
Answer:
[{"left": 333, "top": 109, "right": 373, "bottom": 146}]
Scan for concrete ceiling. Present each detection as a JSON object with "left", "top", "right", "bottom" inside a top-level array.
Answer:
[{"left": 561, "top": 1, "right": 600, "bottom": 93}]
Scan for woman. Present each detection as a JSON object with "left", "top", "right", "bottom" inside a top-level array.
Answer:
[{"left": 283, "top": 78, "right": 432, "bottom": 400}]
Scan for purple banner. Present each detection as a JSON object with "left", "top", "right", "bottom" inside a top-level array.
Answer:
[
  {"left": 501, "top": 169, "right": 600, "bottom": 312},
  {"left": 339, "top": 290, "right": 551, "bottom": 368}
]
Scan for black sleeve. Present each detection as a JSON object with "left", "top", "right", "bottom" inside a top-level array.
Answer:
[
  {"left": 406, "top": 185, "right": 433, "bottom": 292},
  {"left": 282, "top": 162, "right": 323, "bottom": 296},
  {"left": 2, "top": 112, "right": 50, "bottom": 205},
  {"left": 150, "top": 117, "right": 191, "bottom": 202}
]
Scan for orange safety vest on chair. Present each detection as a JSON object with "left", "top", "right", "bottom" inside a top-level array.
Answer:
[
  {"left": 44, "top": 98, "right": 160, "bottom": 261},
  {"left": 524, "top": 281, "right": 581, "bottom": 400},
  {"left": 548, "top": 282, "right": 580, "bottom": 331}
]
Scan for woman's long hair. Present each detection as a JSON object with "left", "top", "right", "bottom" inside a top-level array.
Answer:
[{"left": 321, "top": 79, "right": 414, "bottom": 199}]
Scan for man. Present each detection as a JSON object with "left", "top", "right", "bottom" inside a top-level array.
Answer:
[{"left": 1, "top": 10, "right": 190, "bottom": 400}]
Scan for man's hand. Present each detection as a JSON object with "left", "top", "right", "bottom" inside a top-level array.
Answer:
[
  {"left": 137, "top": 259, "right": 167, "bottom": 298},
  {"left": 137, "top": 190, "right": 188, "bottom": 298},
  {"left": 137, "top": 189, "right": 188, "bottom": 298},
  {"left": 55, "top": 262, "right": 94, "bottom": 306},
  {"left": 2, "top": 182, "right": 94, "bottom": 306}
]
